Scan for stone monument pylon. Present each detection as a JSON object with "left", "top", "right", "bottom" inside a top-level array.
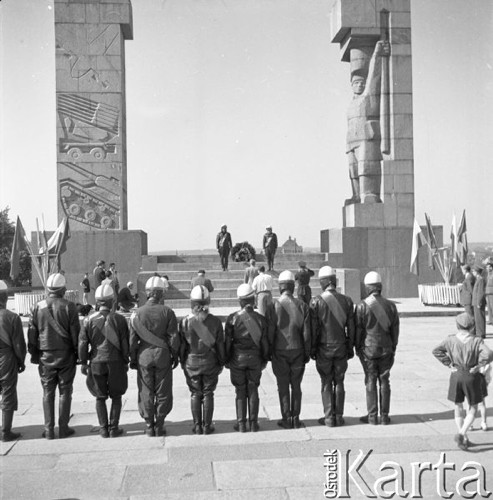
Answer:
[
  {"left": 321, "top": 0, "right": 419, "bottom": 297},
  {"left": 52, "top": 0, "right": 147, "bottom": 295}
]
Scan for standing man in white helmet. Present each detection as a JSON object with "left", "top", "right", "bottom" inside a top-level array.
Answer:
[
  {"left": 28, "top": 273, "right": 80, "bottom": 439},
  {"left": 262, "top": 225, "right": 278, "bottom": 272},
  {"left": 0, "top": 281, "right": 26, "bottom": 442},
  {"left": 79, "top": 283, "right": 130, "bottom": 438},
  {"left": 179, "top": 285, "right": 225, "bottom": 435},
  {"left": 310, "top": 266, "right": 355, "bottom": 427},
  {"left": 225, "top": 284, "right": 270, "bottom": 432},
  {"left": 355, "top": 271, "right": 399, "bottom": 425},
  {"left": 270, "top": 270, "right": 311, "bottom": 429},
  {"left": 129, "top": 276, "right": 180, "bottom": 437}
]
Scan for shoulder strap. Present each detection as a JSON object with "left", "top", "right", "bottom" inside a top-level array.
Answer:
[
  {"left": 130, "top": 313, "right": 167, "bottom": 349},
  {"left": 279, "top": 296, "right": 304, "bottom": 329},
  {"left": 238, "top": 310, "right": 262, "bottom": 347},
  {"left": 364, "top": 295, "right": 391, "bottom": 331},
  {"left": 321, "top": 291, "right": 347, "bottom": 329},
  {"left": 189, "top": 315, "right": 216, "bottom": 349},
  {"left": 103, "top": 315, "right": 122, "bottom": 351},
  {"left": 39, "top": 300, "right": 71, "bottom": 340}
]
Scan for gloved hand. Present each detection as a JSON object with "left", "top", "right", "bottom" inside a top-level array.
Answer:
[
  {"left": 30, "top": 354, "right": 40, "bottom": 365},
  {"left": 81, "top": 365, "right": 89, "bottom": 376},
  {"left": 172, "top": 357, "right": 179, "bottom": 369},
  {"left": 129, "top": 361, "right": 138, "bottom": 370},
  {"left": 18, "top": 364, "right": 26, "bottom": 373}
]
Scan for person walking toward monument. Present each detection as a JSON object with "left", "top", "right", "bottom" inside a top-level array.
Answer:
[
  {"left": 472, "top": 265, "right": 486, "bottom": 339},
  {"left": 346, "top": 40, "right": 390, "bottom": 204},
  {"left": 485, "top": 262, "right": 493, "bottom": 325},
  {"left": 263, "top": 226, "right": 278, "bottom": 272},
  {"left": 252, "top": 266, "right": 274, "bottom": 316},
  {"left": 93, "top": 260, "right": 106, "bottom": 289},
  {"left": 28, "top": 273, "right": 80, "bottom": 439},
  {"left": 0, "top": 281, "right": 26, "bottom": 442},
  {"left": 460, "top": 265, "right": 475, "bottom": 317},
  {"left": 80, "top": 273, "right": 91, "bottom": 306},
  {"left": 216, "top": 225, "right": 233, "bottom": 271},
  {"left": 310, "top": 267, "right": 355, "bottom": 427},
  {"left": 269, "top": 271, "right": 311, "bottom": 429},
  {"left": 179, "top": 286, "right": 225, "bottom": 435},
  {"left": 225, "top": 284, "right": 269, "bottom": 432},
  {"left": 190, "top": 270, "right": 214, "bottom": 293},
  {"left": 129, "top": 276, "right": 180, "bottom": 437},
  {"left": 79, "top": 284, "right": 130, "bottom": 438},
  {"left": 295, "top": 261, "right": 315, "bottom": 305},
  {"left": 244, "top": 259, "right": 259, "bottom": 286},
  {"left": 432, "top": 312, "right": 493, "bottom": 450},
  {"left": 355, "top": 271, "right": 399, "bottom": 425}
]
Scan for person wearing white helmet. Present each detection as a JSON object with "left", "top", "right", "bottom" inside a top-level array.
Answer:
[
  {"left": 79, "top": 284, "right": 130, "bottom": 438},
  {"left": 262, "top": 226, "right": 278, "bottom": 272},
  {"left": 129, "top": 275, "right": 180, "bottom": 437},
  {"left": 310, "top": 266, "right": 355, "bottom": 427},
  {"left": 179, "top": 285, "right": 226, "bottom": 435},
  {"left": 216, "top": 225, "right": 233, "bottom": 271},
  {"left": 0, "top": 281, "right": 26, "bottom": 442},
  {"left": 225, "top": 283, "right": 269, "bottom": 432},
  {"left": 295, "top": 261, "right": 315, "bottom": 305},
  {"left": 27, "top": 272, "right": 80, "bottom": 439},
  {"left": 355, "top": 271, "right": 399, "bottom": 425},
  {"left": 269, "top": 270, "right": 311, "bottom": 429}
]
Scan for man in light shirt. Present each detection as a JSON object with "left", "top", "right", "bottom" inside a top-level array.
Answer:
[{"left": 252, "top": 266, "right": 273, "bottom": 316}]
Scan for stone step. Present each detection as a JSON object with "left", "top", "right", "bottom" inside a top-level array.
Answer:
[
  {"left": 155, "top": 253, "right": 326, "bottom": 265},
  {"left": 157, "top": 259, "right": 326, "bottom": 272},
  {"left": 155, "top": 267, "right": 326, "bottom": 280}
]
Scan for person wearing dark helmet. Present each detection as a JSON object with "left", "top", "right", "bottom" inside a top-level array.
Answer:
[
  {"left": 0, "top": 281, "right": 26, "bottom": 442},
  {"left": 79, "top": 283, "right": 130, "bottom": 438},
  {"left": 225, "top": 284, "right": 269, "bottom": 432},
  {"left": 355, "top": 271, "right": 399, "bottom": 425},
  {"left": 270, "top": 270, "right": 311, "bottom": 429},
  {"left": 433, "top": 312, "right": 493, "bottom": 450},
  {"left": 129, "top": 276, "right": 180, "bottom": 437},
  {"left": 179, "top": 285, "right": 225, "bottom": 435},
  {"left": 310, "top": 266, "right": 355, "bottom": 427},
  {"left": 28, "top": 273, "right": 80, "bottom": 439}
]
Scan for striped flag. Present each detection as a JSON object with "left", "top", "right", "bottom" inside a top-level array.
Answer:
[
  {"left": 456, "top": 210, "right": 468, "bottom": 265},
  {"left": 9, "top": 217, "right": 28, "bottom": 281},
  {"left": 410, "top": 219, "right": 427, "bottom": 275},
  {"left": 450, "top": 213, "right": 457, "bottom": 263}
]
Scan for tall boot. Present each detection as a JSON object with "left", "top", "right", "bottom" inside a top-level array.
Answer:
[
  {"left": 380, "top": 384, "right": 391, "bottom": 425},
  {"left": 42, "top": 395, "right": 55, "bottom": 439},
  {"left": 145, "top": 418, "right": 155, "bottom": 437},
  {"left": 291, "top": 387, "right": 302, "bottom": 429},
  {"left": 1, "top": 410, "right": 21, "bottom": 442},
  {"left": 248, "top": 394, "right": 260, "bottom": 432},
  {"left": 365, "top": 384, "right": 379, "bottom": 425},
  {"left": 203, "top": 394, "right": 214, "bottom": 435},
  {"left": 95, "top": 399, "right": 109, "bottom": 438},
  {"left": 335, "top": 384, "right": 345, "bottom": 426},
  {"left": 233, "top": 398, "right": 247, "bottom": 433},
  {"left": 319, "top": 386, "right": 335, "bottom": 427},
  {"left": 109, "top": 398, "right": 123, "bottom": 437},
  {"left": 276, "top": 390, "right": 291, "bottom": 429},
  {"left": 191, "top": 395, "right": 203, "bottom": 435},
  {"left": 58, "top": 396, "right": 75, "bottom": 438}
]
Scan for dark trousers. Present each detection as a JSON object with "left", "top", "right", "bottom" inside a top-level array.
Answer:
[
  {"left": 230, "top": 353, "right": 262, "bottom": 422},
  {"left": 265, "top": 249, "right": 276, "bottom": 270},
  {"left": 297, "top": 285, "right": 312, "bottom": 305},
  {"left": 0, "top": 355, "right": 19, "bottom": 411},
  {"left": 474, "top": 306, "right": 486, "bottom": 338},
  {"left": 137, "top": 361, "right": 173, "bottom": 425},
  {"left": 219, "top": 249, "right": 230, "bottom": 270},
  {"left": 88, "top": 361, "right": 128, "bottom": 400},
  {"left": 316, "top": 354, "right": 348, "bottom": 420},
  {"left": 487, "top": 295, "right": 493, "bottom": 324},
  {"left": 272, "top": 349, "right": 305, "bottom": 419},
  {"left": 361, "top": 354, "right": 394, "bottom": 418}
]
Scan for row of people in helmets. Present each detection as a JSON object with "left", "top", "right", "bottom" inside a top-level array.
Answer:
[{"left": 0, "top": 267, "right": 399, "bottom": 441}]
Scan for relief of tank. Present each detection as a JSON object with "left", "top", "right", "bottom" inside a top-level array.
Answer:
[
  {"left": 58, "top": 93, "right": 119, "bottom": 161},
  {"left": 59, "top": 162, "right": 121, "bottom": 229}
]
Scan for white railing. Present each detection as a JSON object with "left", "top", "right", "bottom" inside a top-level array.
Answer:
[
  {"left": 418, "top": 283, "right": 461, "bottom": 306},
  {"left": 14, "top": 290, "right": 80, "bottom": 315}
]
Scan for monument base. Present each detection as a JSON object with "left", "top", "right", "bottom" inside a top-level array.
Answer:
[
  {"left": 32, "top": 230, "right": 148, "bottom": 304},
  {"left": 321, "top": 225, "right": 443, "bottom": 298}
]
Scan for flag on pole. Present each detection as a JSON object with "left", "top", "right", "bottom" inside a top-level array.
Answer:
[
  {"left": 410, "top": 219, "right": 427, "bottom": 275},
  {"left": 424, "top": 213, "right": 438, "bottom": 269},
  {"left": 9, "top": 217, "right": 28, "bottom": 280},
  {"left": 456, "top": 210, "right": 468, "bottom": 265},
  {"left": 450, "top": 213, "right": 457, "bottom": 263},
  {"left": 45, "top": 217, "right": 71, "bottom": 271}
]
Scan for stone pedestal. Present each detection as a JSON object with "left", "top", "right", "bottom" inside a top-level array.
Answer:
[
  {"left": 55, "top": 0, "right": 133, "bottom": 231},
  {"left": 32, "top": 230, "right": 147, "bottom": 304}
]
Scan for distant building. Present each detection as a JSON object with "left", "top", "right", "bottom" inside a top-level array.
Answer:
[{"left": 281, "top": 236, "right": 303, "bottom": 254}]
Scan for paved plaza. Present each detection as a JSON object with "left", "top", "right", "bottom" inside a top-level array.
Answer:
[{"left": 1, "top": 314, "right": 492, "bottom": 499}]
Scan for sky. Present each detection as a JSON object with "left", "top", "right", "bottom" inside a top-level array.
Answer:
[{"left": 1, "top": 0, "right": 492, "bottom": 252}]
